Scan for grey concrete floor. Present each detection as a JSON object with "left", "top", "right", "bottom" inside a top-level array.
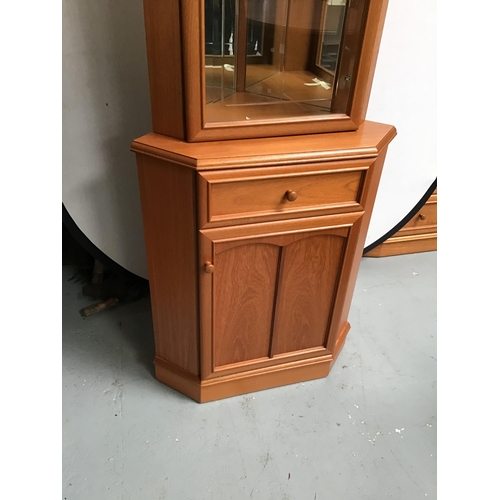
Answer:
[{"left": 62, "top": 252, "right": 436, "bottom": 500}]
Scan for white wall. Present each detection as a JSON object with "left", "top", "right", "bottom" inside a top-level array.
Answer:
[
  {"left": 62, "top": 0, "right": 436, "bottom": 279},
  {"left": 366, "top": 0, "right": 436, "bottom": 246},
  {"left": 62, "top": 0, "right": 151, "bottom": 277}
]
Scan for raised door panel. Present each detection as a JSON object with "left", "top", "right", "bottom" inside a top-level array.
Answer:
[
  {"left": 213, "top": 243, "right": 280, "bottom": 367},
  {"left": 199, "top": 213, "right": 360, "bottom": 378},
  {"left": 272, "top": 234, "right": 346, "bottom": 355}
]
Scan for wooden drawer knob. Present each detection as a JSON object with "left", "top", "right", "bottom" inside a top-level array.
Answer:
[
  {"left": 204, "top": 262, "right": 215, "bottom": 274},
  {"left": 418, "top": 213, "right": 427, "bottom": 221},
  {"left": 285, "top": 190, "right": 298, "bottom": 202}
]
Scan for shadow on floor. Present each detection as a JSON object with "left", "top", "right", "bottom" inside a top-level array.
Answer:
[{"left": 62, "top": 223, "right": 155, "bottom": 377}]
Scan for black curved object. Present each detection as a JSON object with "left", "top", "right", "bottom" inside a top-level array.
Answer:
[
  {"left": 62, "top": 203, "right": 147, "bottom": 283},
  {"left": 363, "top": 178, "right": 437, "bottom": 255}
]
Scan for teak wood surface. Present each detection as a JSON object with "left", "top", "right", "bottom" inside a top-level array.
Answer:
[
  {"left": 131, "top": 120, "right": 395, "bottom": 169},
  {"left": 134, "top": 122, "right": 396, "bottom": 402}
]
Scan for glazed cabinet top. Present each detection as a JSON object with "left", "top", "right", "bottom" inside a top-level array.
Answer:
[{"left": 142, "top": 0, "right": 390, "bottom": 141}]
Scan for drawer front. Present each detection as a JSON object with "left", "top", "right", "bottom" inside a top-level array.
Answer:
[
  {"left": 398, "top": 200, "right": 437, "bottom": 236},
  {"left": 198, "top": 160, "right": 370, "bottom": 227}
]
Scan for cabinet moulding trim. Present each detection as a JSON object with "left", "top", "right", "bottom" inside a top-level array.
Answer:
[
  {"left": 201, "top": 213, "right": 363, "bottom": 243},
  {"left": 206, "top": 204, "right": 363, "bottom": 227},
  {"left": 201, "top": 353, "right": 334, "bottom": 387},
  {"left": 202, "top": 166, "right": 370, "bottom": 184}
]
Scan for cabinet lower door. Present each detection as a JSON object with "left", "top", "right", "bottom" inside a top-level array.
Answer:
[{"left": 199, "top": 215, "right": 361, "bottom": 378}]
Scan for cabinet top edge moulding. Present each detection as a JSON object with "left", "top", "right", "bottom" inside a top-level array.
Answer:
[
  {"left": 142, "top": 0, "right": 390, "bottom": 142},
  {"left": 131, "top": 120, "right": 396, "bottom": 170}
]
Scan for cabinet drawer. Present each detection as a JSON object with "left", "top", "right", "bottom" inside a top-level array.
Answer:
[
  {"left": 398, "top": 200, "right": 437, "bottom": 236},
  {"left": 198, "top": 160, "right": 370, "bottom": 227}
]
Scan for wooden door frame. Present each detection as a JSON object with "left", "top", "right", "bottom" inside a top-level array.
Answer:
[
  {"left": 180, "top": 0, "right": 389, "bottom": 142},
  {"left": 198, "top": 211, "right": 364, "bottom": 380}
]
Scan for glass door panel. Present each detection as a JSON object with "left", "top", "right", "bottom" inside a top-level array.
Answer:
[{"left": 204, "top": 0, "right": 364, "bottom": 124}]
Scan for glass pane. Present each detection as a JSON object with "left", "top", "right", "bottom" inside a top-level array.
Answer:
[
  {"left": 318, "top": 0, "right": 346, "bottom": 74},
  {"left": 204, "top": 0, "right": 354, "bottom": 124},
  {"left": 205, "top": 0, "right": 237, "bottom": 105}
]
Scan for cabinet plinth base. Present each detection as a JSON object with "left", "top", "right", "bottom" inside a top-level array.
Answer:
[{"left": 154, "top": 322, "right": 351, "bottom": 403}]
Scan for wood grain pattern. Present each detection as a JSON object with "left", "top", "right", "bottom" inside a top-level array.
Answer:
[
  {"left": 211, "top": 347, "right": 330, "bottom": 378},
  {"left": 349, "top": 0, "right": 390, "bottom": 124},
  {"left": 198, "top": 231, "right": 215, "bottom": 380},
  {"left": 180, "top": 0, "right": 204, "bottom": 141},
  {"left": 400, "top": 201, "right": 437, "bottom": 232},
  {"left": 131, "top": 121, "right": 397, "bottom": 170},
  {"left": 197, "top": 160, "right": 370, "bottom": 227},
  {"left": 365, "top": 234, "right": 437, "bottom": 257},
  {"left": 199, "top": 355, "right": 333, "bottom": 403},
  {"left": 155, "top": 351, "right": 334, "bottom": 403},
  {"left": 136, "top": 155, "right": 199, "bottom": 375},
  {"left": 272, "top": 234, "right": 346, "bottom": 354},
  {"left": 142, "top": 0, "right": 185, "bottom": 138},
  {"left": 213, "top": 243, "right": 280, "bottom": 367},
  {"left": 201, "top": 223, "right": 353, "bottom": 378},
  {"left": 201, "top": 212, "right": 361, "bottom": 247},
  {"left": 207, "top": 170, "right": 364, "bottom": 223},
  {"left": 134, "top": 124, "right": 397, "bottom": 401}
]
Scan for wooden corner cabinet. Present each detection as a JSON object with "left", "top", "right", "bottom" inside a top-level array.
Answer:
[
  {"left": 132, "top": 122, "right": 395, "bottom": 402},
  {"left": 133, "top": 0, "right": 396, "bottom": 401},
  {"left": 143, "top": 0, "right": 390, "bottom": 142}
]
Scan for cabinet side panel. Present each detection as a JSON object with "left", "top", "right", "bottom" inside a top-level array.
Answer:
[
  {"left": 143, "top": 0, "right": 185, "bottom": 139},
  {"left": 349, "top": 0, "right": 390, "bottom": 124},
  {"left": 328, "top": 145, "right": 389, "bottom": 350},
  {"left": 136, "top": 155, "right": 199, "bottom": 375}
]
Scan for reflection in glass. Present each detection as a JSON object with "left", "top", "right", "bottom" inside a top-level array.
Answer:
[
  {"left": 318, "top": 0, "right": 346, "bottom": 74},
  {"left": 204, "top": 0, "right": 351, "bottom": 123}
]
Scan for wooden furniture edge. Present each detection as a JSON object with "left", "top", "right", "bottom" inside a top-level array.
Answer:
[
  {"left": 154, "top": 321, "right": 351, "bottom": 403},
  {"left": 365, "top": 233, "right": 437, "bottom": 257},
  {"left": 131, "top": 123, "right": 397, "bottom": 171}
]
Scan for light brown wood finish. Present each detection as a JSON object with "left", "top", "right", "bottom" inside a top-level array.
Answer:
[
  {"left": 349, "top": 0, "right": 390, "bottom": 125},
  {"left": 365, "top": 234, "right": 437, "bottom": 257},
  {"left": 272, "top": 233, "right": 346, "bottom": 354},
  {"left": 326, "top": 146, "right": 389, "bottom": 352},
  {"left": 134, "top": 124, "right": 396, "bottom": 402},
  {"left": 154, "top": 321, "right": 352, "bottom": 403},
  {"left": 136, "top": 156, "right": 199, "bottom": 375},
  {"left": 213, "top": 243, "right": 280, "bottom": 367},
  {"left": 203, "top": 167, "right": 366, "bottom": 225},
  {"left": 331, "top": 0, "right": 369, "bottom": 114},
  {"left": 159, "top": 354, "right": 334, "bottom": 403},
  {"left": 131, "top": 120, "right": 396, "bottom": 170},
  {"left": 142, "top": 0, "right": 185, "bottom": 139},
  {"left": 401, "top": 200, "right": 437, "bottom": 233},
  {"left": 365, "top": 189, "right": 437, "bottom": 257},
  {"left": 180, "top": 0, "right": 204, "bottom": 141},
  {"left": 142, "top": 1, "right": 391, "bottom": 141},
  {"left": 200, "top": 222, "right": 354, "bottom": 378}
]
